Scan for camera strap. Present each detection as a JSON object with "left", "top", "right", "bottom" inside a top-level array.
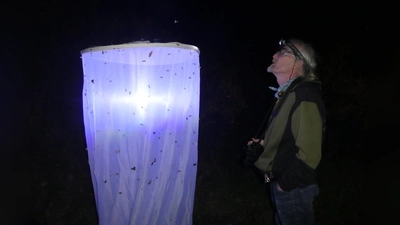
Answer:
[{"left": 254, "top": 97, "right": 276, "bottom": 139}]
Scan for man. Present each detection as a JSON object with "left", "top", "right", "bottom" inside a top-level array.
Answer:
[{"left": 246, "top": 38, "right": 326, "bottom": 225}]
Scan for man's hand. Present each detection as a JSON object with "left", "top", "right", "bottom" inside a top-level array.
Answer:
[{"left": 247, "top": 138, "right": 264, "bottom": 146}]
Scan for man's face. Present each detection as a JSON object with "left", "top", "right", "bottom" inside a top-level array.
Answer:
[{"left": 267, "top": 46, "right": 297, "bottom": 74}]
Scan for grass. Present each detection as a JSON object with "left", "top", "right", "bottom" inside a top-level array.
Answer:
[{"left": 32, "top": 121, "right": 368, "bottom": 225}]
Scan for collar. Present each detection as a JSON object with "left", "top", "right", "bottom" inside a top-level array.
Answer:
[{"left": 269, "top": 77, "right": 298, "bottom": 98}]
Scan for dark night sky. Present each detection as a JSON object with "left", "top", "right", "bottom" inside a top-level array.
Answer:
[{"left": 23, "top": 0, "right": 382, "bottom": 87}]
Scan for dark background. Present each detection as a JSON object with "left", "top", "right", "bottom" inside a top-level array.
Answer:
[{"left": 3, "top": 0, "right": 399, "bottom": 224}]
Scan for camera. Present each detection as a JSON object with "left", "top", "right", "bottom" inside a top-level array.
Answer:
[{"left": 242, "top": 141, "right": 264, "bottom": 167}]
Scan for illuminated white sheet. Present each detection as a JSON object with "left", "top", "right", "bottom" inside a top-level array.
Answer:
[{"left": 81, "top": 42, "right": 200, "bottom": 225}]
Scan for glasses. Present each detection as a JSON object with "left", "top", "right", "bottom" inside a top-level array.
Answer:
[{"left": 276, "top": 46, "right": 295, "bottom": 57}]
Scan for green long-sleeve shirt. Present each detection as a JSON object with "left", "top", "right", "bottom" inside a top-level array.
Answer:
[{"left": 255, "top": 79, "right": 326, "bottom": 191}]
